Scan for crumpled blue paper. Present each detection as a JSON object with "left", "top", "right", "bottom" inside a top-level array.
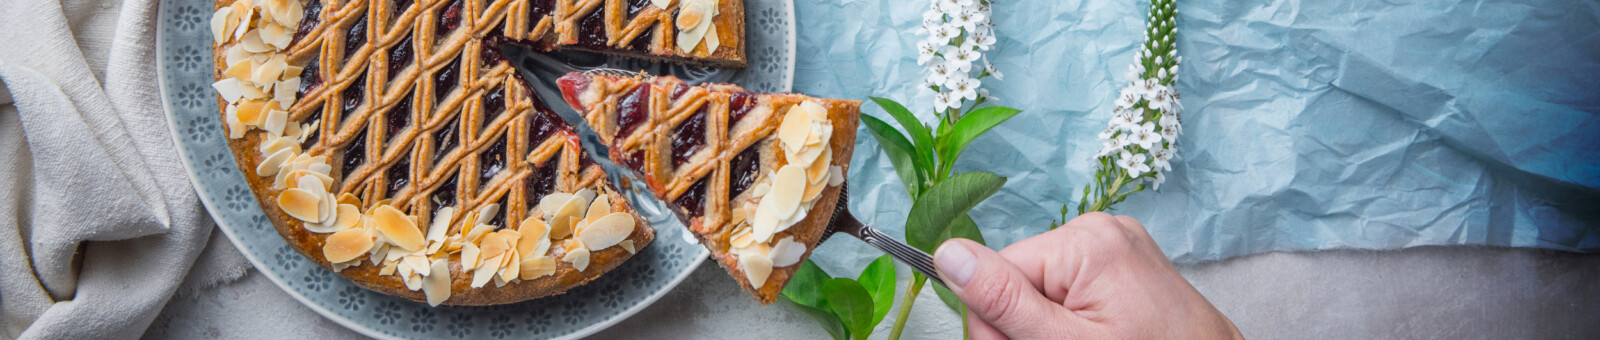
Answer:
[{"left": 789, "top": 0, "right": 1599, "bottom": 267}]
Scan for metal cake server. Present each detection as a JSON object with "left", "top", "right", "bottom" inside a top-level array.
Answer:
[{"left": 819, "top": 183, "right": 947, "bottom": 287}]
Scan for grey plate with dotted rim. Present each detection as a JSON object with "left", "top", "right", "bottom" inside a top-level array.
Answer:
[{"left": 156, "top": 1, "right": 795, "bottom": 338}]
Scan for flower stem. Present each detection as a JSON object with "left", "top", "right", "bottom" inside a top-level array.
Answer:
[
  {"left": 887, "top": 276, "right": 928, "bottom": 340},
  {"left": 1088, "top": 173, "right": 1129, "bottom": 213}
]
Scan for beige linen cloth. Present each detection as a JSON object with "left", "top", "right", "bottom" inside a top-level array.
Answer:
[{"left": 0, "top": 0, "right": 252, "bottom": 338}]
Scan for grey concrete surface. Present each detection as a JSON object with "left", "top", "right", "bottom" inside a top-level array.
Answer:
[{"left": 144, "top": 246, "right": 1600, "bottom": 339}]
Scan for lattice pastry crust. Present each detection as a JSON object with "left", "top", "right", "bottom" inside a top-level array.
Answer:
[
  {"left": 557, "top": 72, "right": 860, "bottom": 304},
  {"left": 206, "top": 0, "right": 780, "bottom": 306}
]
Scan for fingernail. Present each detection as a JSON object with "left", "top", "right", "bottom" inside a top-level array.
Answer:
[{"left": 934, "top": 242, "right": 977, "bottom": 286}]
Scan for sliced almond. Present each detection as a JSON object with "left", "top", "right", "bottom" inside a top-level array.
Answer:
[
  {"left": 562, "top": 245, "right": 591, "bottom": 272},
  {"left": 276, "top": 188, "right": 321, "bottom": 221},
  {"left": 584, "top": 195, "right": 611, "bottom": 225},
  {"left": 263, "top": 108, "right": 288, "bottom": 136},
  {"left": 517, "top": 218, "right": 550, "bottom": 257},
  {"left": 260, "top": 23, "right": 293, "bottom": 50},
  {"left": 373, "top": 205, "right": 426, "bottom": 251},
  {"left": 579, "top": 212, "right": 634, "bottom": 251},
  {"left": 379, "top": 260, "right": 398, "bottom": 275},
  {"left": 426, "top": 207, "right": 454, "bottom": 243},
  {"left": 790, "top": 142, "right": 827, "bottom": 167},
  {"left": 538, "top": 192, "right": 575, "bottom": 215},
  {"left": 253, "top": 55, "right": 287, "bottom": 84},
  {"left": 498, "top": 250, "right": 522, "bottom": 282},
  {"left": 323, "top": 228, "right": 374, "bottom": 263},
  {"left": 224, "top": 60, "right": 254, "bottom": 83},
  {"left": 337, "top": 192, "right": 361, "bottom": 206},
  {"left": 239, "top": 29, "right": 271, "bottom": 53},
  {"left": 705, "top": 24, "right": 720, "bottom": 54},
  {"left": 549, "top": 198, "right": 584, "bottom": 239},
  {"left": 675, "top": 0, "right": 708, "bottom": 30},
  {"left": 239, "top": 81, "right": 269, "bottom": 99},
  {"left": 477, "top": 203, "right": 501, "bottom": 228},
  {"left": 211, "top": 7, "right": 234, "bottom": 44},
  {"left": 519, "top": 256, "right": 557, "bottom": 280},
  {"left": 807, "top": 147, "right": 832, "bottom": 180},
  {"left": 767, "top": 164, "right": 807, "bottom": 217},
  {"left": 254, "top": 147, "right": 293, "bottom": 176},
  {"left": 803, "top": 176, "right": 827, "bottom": 202},
  {"left": 777, "top": 105, "right": 815, "bottom": 152},
  {"left": 651, "top": 0, "right": 672, "bottom": 10},
  {"left": 770, "top": 236, "right": 806, "bottom": 267},
  {"left": 460, "top": 242, "right": 481, "bottom": 271},
  {"left": 235, "top": 99, "right": 266, "bottom": 125},
  {"left": 422, "top": 259, "right": 451, "bottom": 306},
  {"left": 729, "top": 225, "right": 755, "bottom": 248},
  {"left": 478, "top": 232, "right": 511, "bottom": 260},
  {"left": 213, "top": 78, "right": 246, "bottom": 104},
  {"left": 749, "top": 182, "right": 771, "bottom": 198},
  {"left": 750, "top": 198, "right": 780, "bottom": 243},
  {"left": 404, "top": 274, "right": 423, "bottom": 291},
  {"left": 470, "top": 254, "right": 502, "bottom": 288},
  {"left": 230, "top": 1, "right": 253, "bottom": 39},
  {"left": 620, "top": 240, "right": 637, "bottom": 254},
  {"left": 740, "top": 253, "right": 774, "bottom": 288}
]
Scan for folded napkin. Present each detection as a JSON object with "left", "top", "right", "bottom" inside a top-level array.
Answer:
[{"left": 0, "top": 0, "right": 247, "bottom": 338}]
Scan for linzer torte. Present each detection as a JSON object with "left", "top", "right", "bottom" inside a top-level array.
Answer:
[{"left": 206, "top": 0, "right": 840, "bottom": 307}]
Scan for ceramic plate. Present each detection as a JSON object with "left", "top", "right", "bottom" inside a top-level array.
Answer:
[{"left": 156, "top": 1, "right": 795, "bottom": 338}]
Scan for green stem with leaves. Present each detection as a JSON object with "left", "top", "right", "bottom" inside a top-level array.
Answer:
[{"left": 887, "top": 275, "right": 926, "bottom": 339}]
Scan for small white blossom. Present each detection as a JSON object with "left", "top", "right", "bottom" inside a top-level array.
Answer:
[
  {"left": 978, "top": 88, "right": 997, "bottom": 101},
  {"left": 971, "top": 32, "right": 997, "bottom": 50},
  {"left": 1113, "top": 111, "right": 1140, "bottom": 130},
  {"left": 983, "top": 60, "right": 1003, "bottom": 80},
  {"left": 933, "top": 24, "right": 959, "bottom": 42},
  {"left": 927, "top": 62, "right": 953, "bottom": 86},
  {"left": 1138, "top": 79, "right": 1163, "bottom": 101},
  {"left": 917, "top": 40, "right": 941, "bottom": 65},
  {"left": 1114, "top": 87, "right": 1141, "bottom": 109},
  {"left": 934, "top": 91, "right": 956, "bottom": 112},
  {"left": 1147, "top": 88, "right": 1173, "bottom": 112},
  {"left": 949, "top": 76, "right": 980, "bottom": 100},
  {"left": 946, "top": 46, "right": 978, "bottom": 72},
  {"left": 952, "top": 8, "right": 985, "bottom": 32},
  {"left": 1130, "top": 122, "right": 1159, "bottom": 149},
  {"left": 1150, "top": 171, "right": 1166, "bottom": 190},
  {"left": 1160, "top": 122, "right": 1179, "bottom": 143},
  {"left": 1151, "top": 147, "right": 1174, "bottom": 171},
  {"left": 1096, "top": 138, "right": 1121, "bottom": 158},
  {"left": 1117, "top": 150, "right": 1151, "bottom": 177}
]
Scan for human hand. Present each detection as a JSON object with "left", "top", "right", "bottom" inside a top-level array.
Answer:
[{"left": 933, "top": 212, "right": 1242, "bottom": 339}]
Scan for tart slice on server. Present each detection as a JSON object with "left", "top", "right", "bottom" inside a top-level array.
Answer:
[{"left": 557, "top": 72, "right": 860, "bottom": 303}]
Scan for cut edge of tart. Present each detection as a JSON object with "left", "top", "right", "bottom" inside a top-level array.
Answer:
[
  {"left": 557, "top": 71, "right": 860, "bottom": 304},
  {"left": 206, "top": 0, "right": 702, "bottom": 306}
]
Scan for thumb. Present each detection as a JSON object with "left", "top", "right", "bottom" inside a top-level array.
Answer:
[{"left": 934, "top": 239, "right": 1082, "bottom": 338}]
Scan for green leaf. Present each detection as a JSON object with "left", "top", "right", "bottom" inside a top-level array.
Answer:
[
  {"left": 933, "top": 214, "right": 980, "bottom": 314},
  {"left": 856, "top": 255, "right": 897, "bottom": 327},
  {"left": 824, "top": 278, "right": 877, "bottom": 340},
  {"left": 861, "top": 114, "right": 928, "bottom": 197},
  {"left": 935, "top": 106, "right": 1023, "bottom": 171},
  {"left": 788, "top": 301, "right": 851, "bottom": 340},
  {"left": 939, "top": 213, "right": 985, "bottom": 246},
  {"left": 781, "top": 260, "right": 833, "bottom": 308},
  {"left": 869, "top": 97, "right": 937, "bottom": 177},
  {"left": 933, "top": 283, "right": 965, "bottom": 316},
  {"left": 905, "top": 172, "right": 1008, "bottom": 252}
]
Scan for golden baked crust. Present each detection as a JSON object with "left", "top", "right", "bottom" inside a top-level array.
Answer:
[
  {"left": 557, "top": 72, "right": 860, "bottom": 304},
  {"left": 211, "top": 0, "right": 738, "bottom": 306}
]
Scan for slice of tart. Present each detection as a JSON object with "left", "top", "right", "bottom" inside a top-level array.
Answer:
[
  {"left": 556, "top": 72, "right": 859, "bottom": 304},
  {"left": 207, "top": 0, "right": 680, "bottom": 306}
]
